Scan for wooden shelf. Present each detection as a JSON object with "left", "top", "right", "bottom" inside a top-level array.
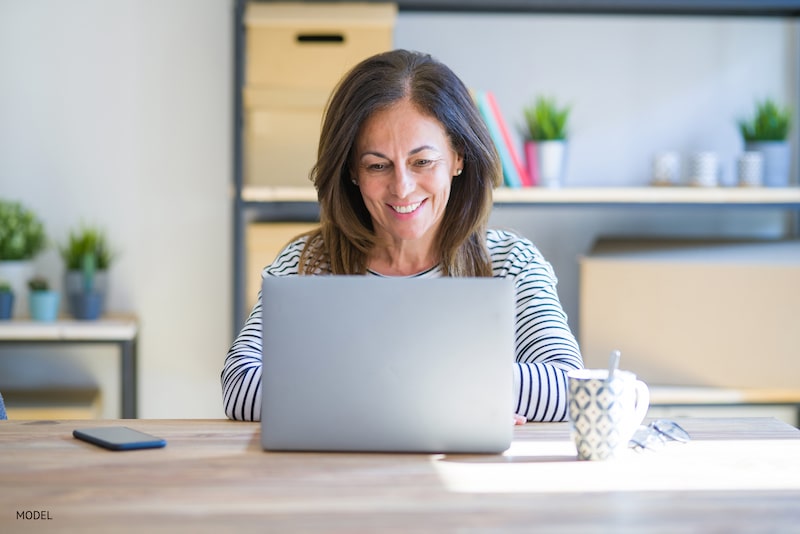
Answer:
[
  {"left": 241, "top": 185, "right": 800, "bottom": 206},
  {"left": 0, "top": 316, "right": 138, "bottom": 342}
]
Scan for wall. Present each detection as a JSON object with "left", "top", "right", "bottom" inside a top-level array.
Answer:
[
  {"left": 0, "top": 0, "right": 233, "bottom": 418},
  {"left": 0, "top": 2, "right": 795, "bottom": 418},
  {"left": 395, "top": 13, "right": 797, "bottom": 345}
]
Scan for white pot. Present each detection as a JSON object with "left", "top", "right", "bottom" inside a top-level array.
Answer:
[
  {"left": 0, "top": 260, "right": 34, "bottom": 318},
  {"left": 535, "top": 140, "right": 568, "bottom": 188}
]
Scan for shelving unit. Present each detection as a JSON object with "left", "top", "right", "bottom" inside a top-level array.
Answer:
[
  {"left": 232, "top": 0, "right": 800, "bottom": 332},
  {"left": 243, "top": 184, "right": 800, "bottom": 206}
]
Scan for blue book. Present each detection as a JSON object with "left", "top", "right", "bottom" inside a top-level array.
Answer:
[{"left": 474, "top": 90, "right": 522, "bottom": 188}]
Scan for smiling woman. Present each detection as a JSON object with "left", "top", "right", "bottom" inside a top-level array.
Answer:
[
  {"left": 353, "top": 99, "right": 462, "bottom": 275},
  {"left": 222, "top": 49, "right": 583, "bottom": 423}
]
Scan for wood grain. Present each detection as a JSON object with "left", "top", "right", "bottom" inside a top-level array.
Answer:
[{"left": 1, "top": 418, "right": 798, "bottom": 532}]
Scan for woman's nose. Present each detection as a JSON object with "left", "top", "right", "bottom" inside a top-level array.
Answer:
[{"left": 390, "top": 167, "right": 415, "bottom": 198}]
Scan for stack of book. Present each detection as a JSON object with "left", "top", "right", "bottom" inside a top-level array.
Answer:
[{"left": 473, "top": 90, "right": 536, "bottom": 187}]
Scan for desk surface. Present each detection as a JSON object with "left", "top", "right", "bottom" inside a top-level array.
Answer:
[{"left": 1, "top": 418, "right": 798, "bottom": 533}]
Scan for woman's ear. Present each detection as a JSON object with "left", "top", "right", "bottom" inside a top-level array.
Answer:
[{"left": 453, "top": 152, "right": 464, "bottom": 176}]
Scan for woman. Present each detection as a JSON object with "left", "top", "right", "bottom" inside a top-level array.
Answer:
[{"left": 222, "top": 49, "right": 583, "bottom": 422}]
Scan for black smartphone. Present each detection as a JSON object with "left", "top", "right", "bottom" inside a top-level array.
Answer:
[{"left": 73, "top": 426, "right": 167, "bottom": 451}]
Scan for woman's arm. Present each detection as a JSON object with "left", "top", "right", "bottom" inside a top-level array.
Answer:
[
  {"left": 512, "top": 277, "right": 582, "bottom": 421},
  {"left": 489, "top": 229, "right": 584, "bottom": 422},
  {"left": 221, "top": 238, "right": 308, "bottom": 421},
  {"left": 221, "top": 298, "right": 263, "bottom": 421}
]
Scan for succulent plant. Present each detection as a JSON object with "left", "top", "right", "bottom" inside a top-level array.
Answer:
[
  {"left": 0, "top": 200, "right": 47, "bottom": 261},
  {"left": 60, "top": 225, "right": 114, "bottom": 271},
  {"left": 27, "top": 276, "right": 50, "bottom": 292},
  {"left": 738, "top": 98, "right": 792, "bottom": 142},
  {"left": 523, "top": 96, "right": 572, "bottom": 141}
]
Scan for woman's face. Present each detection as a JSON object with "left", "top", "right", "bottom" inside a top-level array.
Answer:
[{"left": 354, "top": 99, "right": 463, "bottom": 253}]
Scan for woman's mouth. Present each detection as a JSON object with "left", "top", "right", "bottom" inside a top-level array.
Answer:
[{"left": 390, "top": 200, "right": 423, "bottom": 214}]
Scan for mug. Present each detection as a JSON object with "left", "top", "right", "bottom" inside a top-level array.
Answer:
[
  {"left": 688, "top": 152, "right": 719, "bottom": 187},
  {"left": 651, "top": 151, "right": 680, "bottom": 185},
  {"left": 737, "top": 151, "right": 763, "bottom": 187},
  {"left": 567, "top": 369, "right": 650, "bottom": 461}
]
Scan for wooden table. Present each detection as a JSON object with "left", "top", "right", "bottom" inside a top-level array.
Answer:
[
  {"left": 1, "top": 418, "right": 798, "bottom": 532},
  {"left": 0, "top": 317, "right": 139, "bottom": 418}
]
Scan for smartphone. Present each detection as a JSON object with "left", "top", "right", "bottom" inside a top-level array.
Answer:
[{"left": 73, "top": 426, "right": 167, "bottom": 451}]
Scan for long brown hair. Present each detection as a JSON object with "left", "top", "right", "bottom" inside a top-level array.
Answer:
[{"left": 300, "top": 49, "right": 501, "bottom": 276}]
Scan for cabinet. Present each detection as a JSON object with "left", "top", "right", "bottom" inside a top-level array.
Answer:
[{"left": 232, "top": 0, "right": 800, "bottom": 332}]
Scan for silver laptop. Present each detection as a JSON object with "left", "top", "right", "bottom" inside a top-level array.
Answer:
[{"left": 260, "top": 275, "right": 515, "bottom": 454}]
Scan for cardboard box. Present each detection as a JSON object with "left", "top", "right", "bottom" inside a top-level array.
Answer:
[
  {"left": 579, "top": 238, "right": 800, "bottom": 389},
  {"left": 243, "top": 87, "right": 328, "bottom": 187},
  {"left": 245, "top": 222, "right": 319, "bottom": 312},
  {"left": 242, "top": 3, "right": 396, "bottom": 187},
  {"left": 245, "top": 3, "right": 397, "bottom": 90}
]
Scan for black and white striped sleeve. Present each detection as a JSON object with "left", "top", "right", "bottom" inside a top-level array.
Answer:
[
  {"left": 221, "top": 238, "right": 307, "bottom": 421},
  {"left": 488, "top": 229, "right": 584, "bottom": 422}
]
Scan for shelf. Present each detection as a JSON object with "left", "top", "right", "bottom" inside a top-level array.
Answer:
[
  {"left": 252, "top": 1, "right": 800, "bottom": 17},
  {"left": 492, "top": 186, "right": 800, "bottom": 206},
  {"left": 241, "top": 185, "right": 800, "bottom": 207},
  {"left": 0, "top": 315, "right": 138, "bottom": 342}
]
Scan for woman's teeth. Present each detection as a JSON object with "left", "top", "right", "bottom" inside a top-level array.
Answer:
[{"left": 391, "top": 201, "right": 422, "bottom": 214}]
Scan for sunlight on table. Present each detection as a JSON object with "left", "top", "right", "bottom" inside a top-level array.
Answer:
[{"left": 432, "top": 439, "right": 800, "bottom": 494}]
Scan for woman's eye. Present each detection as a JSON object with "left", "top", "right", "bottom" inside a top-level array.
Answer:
[
  {"left": 415, "top": 159, "right": 432, "bottom": 167},
  {"left": 368, "top": 163, "right": 387, "bottom": 171}
]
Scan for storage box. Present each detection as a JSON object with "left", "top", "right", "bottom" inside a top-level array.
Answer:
[
  {"left": 245, "top": 222, "right": 319, "bottom": 312},
  {"left": 579, "top": 238, "right": 800, "bottom": 389},
  {"left": 243, "top": 3, "right": 396, "bottom": 187},
  {"left": 243, "top": 87, "right": 329, "bottom": 186},
  {"left": 245, "top": 3, "right": 397, "bottom": 90}
]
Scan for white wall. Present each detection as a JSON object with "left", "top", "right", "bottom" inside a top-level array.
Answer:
[
  {"left": 396, "top": 13, "right": 798, "bottom": 342},
  {"left": 0, "top": 0, "right": 233, "bottom": 418},
  {"left": 0, "top": 3, "right": 796, "bottom": 417}
]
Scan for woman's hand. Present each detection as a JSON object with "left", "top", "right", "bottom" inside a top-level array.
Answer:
[{"left": 513, "top": 414, "right": 527, "bottom": 426}]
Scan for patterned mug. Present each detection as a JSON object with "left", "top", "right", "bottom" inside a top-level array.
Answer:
[{"left": 567, "top": 369, "right": 650, "bottom": 461}]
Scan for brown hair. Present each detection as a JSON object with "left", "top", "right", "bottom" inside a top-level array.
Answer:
[{"left": 300, "top": 49, "right": 501, "bottom": 276}]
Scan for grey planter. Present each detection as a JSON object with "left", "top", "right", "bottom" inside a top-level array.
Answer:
[{"left": 745, "top": 141, "right": 791, "bottom": 187}]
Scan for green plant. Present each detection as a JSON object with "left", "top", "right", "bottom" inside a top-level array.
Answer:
[
  {"left": 28, "top": 276, "right": 49, "bottom": 292},
  {"left": 523, "top": 96, "right": 572, "bottom": 141},
  {"left": 0, "top": 200, "right": 47, "bottom": 261},
  {"left": 60, "top": 225, "right": 114, "bottom": 271},
  {"left": 0, "top": 280, "right": 11, "bottom": 293},
  {"left": 738, "top": 98, "right": 792, "bottom": 142}
]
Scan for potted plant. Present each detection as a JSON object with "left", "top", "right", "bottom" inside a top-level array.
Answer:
[
  {"left": 738, "top": 98, "right": 792, "bottom": 187},
  {"left": 0, "top": 280, "right": 13, "bottom": 320},
  {"left": 28, "top": 276, "right": 60, "bottom": 322},
  {"left": 523, "top": 96, "right": 572, "bottom": 188},
  {"left": 0, "top": 199, "right": 47, "bottom": 318},
  {"left": 60, "top": 225, "right": 114, "bottom": 320}
]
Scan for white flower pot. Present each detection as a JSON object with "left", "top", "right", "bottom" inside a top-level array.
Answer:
[{"left": 535, "top": 140, "right": 568, "bottom": 188}]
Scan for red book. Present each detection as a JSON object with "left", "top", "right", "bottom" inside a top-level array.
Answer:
[{"left": 485, "top": 91, "right": 533, "bottom": 186}]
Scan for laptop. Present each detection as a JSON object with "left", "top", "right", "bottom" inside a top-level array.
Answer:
[{"left": 260, "top": 275, "right": 515, "bottom": 454}]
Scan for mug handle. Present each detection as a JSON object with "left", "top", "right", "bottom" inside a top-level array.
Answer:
[{"left": 632, "top": 380, "right": 650, "bottom": 426}]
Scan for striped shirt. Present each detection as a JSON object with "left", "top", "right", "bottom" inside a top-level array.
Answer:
[{"left": 221, "top": 228, "right": 583, "bottom": 422}]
